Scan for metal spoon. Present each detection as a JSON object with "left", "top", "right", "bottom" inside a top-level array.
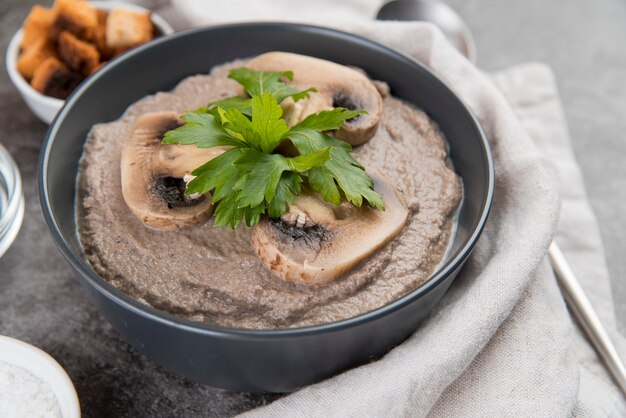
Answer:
[
  {"left": 376, "top": 0, "right": 626, "bottom": 397},
  {"left": 376, "top": 0, "right": 477, "bottom": 63},
  {"left": 549, "top": 243, "right": 626, "bottom": 395}
]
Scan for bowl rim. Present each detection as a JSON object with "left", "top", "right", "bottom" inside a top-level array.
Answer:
[
  {"left": 0, "top": 335, "right": 81, "bottom": 418},
  {"left": 5, "top": 0, "right": 174, "bottom": 111},
  {"left": 39, "top": 22, "right": 494, "bottom": 338}
]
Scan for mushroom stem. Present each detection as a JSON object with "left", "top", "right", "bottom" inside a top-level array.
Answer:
[
  {"left": 158, "top": 144, "right": 226, "bottom": 178},
  {"left": 121, "top": 111, "right": 227, "bottom": 231}
]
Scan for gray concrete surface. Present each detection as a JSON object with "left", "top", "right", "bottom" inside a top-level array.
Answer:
[{"left": 0, "top": 0, "right": 624, "bottom": 416}]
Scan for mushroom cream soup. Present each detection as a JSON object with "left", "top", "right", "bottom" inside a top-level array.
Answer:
[{"left": 77, "top": 56, "right": 462, "bottom": 329}]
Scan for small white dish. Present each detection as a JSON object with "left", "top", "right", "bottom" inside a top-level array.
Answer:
[
  {"left": 0, "top": 335, "right": 81, "bottom": 418},
  {"left": 5, "top": 1, "right": 174, "bottom": 124}
]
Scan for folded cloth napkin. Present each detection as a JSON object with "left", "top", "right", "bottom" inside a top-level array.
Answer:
[{"left": 138, "top": 1, "right": 626, "bottom": 415}]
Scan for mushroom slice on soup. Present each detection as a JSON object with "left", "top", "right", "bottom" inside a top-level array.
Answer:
[
  {"left": 120, "top": 111, "right": 227, "bottom": 231},
  {"left": 251, "top": 172, "right": 408, "bottom": 285},
  {"left": 248, "top": 52, "right": 383, "bottom": 146}
]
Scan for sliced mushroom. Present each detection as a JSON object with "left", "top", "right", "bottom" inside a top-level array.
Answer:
[
  {"left": 251, "top": 172, "right": 408, "bottom": 285},
  {"left": 248, "top": 52, "right": 383, "bottom": 146},
  {"left": 121, "top": 111, "right": 228, "bottom": 231}
]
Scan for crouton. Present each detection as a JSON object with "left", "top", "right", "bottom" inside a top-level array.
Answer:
[
  {"left": 93, "top": 9, "right": 115, "bottom": 60},
  {"left": 17, "top": 38, "right": 57, "bottom": 80},
  {"left": 106, "top": 9, "right": 153, "bottom": 50},
  {"left": 96, "top": 7, "right": 108, "bottom": 25},
  {"left": 21, "top": 5, "right": 56, "bottom": 50},
  {"left": 94, "top": 26, "right": 115, "bottom": 61},
  {"left": 58, "top": 31, "right": 100, "bottom": 75},
  {"left": 53, "top": 0, "right": 99, "bottom": 41},
  {"left": 17, "top": 1, "right": 160, "bottom": 100},
  {"left": 91, "top": 60, "right": 107, "bottom": 74},
  {"left": 31, "top": 56, "right": 83, "bottom": 99}
]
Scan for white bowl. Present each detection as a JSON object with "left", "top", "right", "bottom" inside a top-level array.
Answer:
[
  {"left": 0, "top": 335, "right": 80, "bottom": 418},
  {"left": 5, "top": 1, "right": 174, "bottom": 124}
]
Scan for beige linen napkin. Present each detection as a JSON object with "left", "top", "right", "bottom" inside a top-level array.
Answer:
[{"left": 138, "top": 1, "right": 626, "bottom": 415}]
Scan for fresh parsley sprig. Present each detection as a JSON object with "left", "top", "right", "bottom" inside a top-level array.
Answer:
[{"left": 163, "top": 68, "right": 384, "bottom": 229}]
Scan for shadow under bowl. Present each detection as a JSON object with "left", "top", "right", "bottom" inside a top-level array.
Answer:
[{"left": 39, "top": 23, "right": 493, "bottom": 392}]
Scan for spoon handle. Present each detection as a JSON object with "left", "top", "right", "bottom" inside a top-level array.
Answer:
[{"left": 548, "top": 241, "right": 626, "bottom": 396}]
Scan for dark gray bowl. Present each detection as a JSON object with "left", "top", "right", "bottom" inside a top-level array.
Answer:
[{"left": 39, "top": 23, "right": 493, "bottom": 392}]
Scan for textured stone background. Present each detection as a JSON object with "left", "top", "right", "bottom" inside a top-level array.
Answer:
[{"left": 0, "top": 0, "right": 624, "bottom": 416}]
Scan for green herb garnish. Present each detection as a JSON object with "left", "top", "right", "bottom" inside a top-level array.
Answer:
[{"left": 163, "top": 68, "right": 384, "bottom": 229}]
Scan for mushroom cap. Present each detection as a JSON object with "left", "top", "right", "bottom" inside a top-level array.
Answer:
[
  {"left": 251, "top": 172, "right": 409, "bottom": 285},
  {"left": 120, "top": 111, "right": 227, "bottom": 231},
  {"left": 247, "top": 52, "right": 383, "bottom": 146}
]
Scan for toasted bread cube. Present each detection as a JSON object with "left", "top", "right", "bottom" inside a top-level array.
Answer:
[
  {"left": 31, "top": 56, "right": 83, "bottom": 99},
  {"left": 93, "top": 9, "right": 115, "bottom": 60},
  {"left": 21, "top": 5, "right": 56, "bottom": 50},
  {"left": 91, "top": 60, "right": 107, "bottom": 74},
  {"left": 96, "top": 7, "right": 108, "bottom": 25},
  {"left": 106, "top": 8, "right": 153, "bottom": 50},
  {"left": 58, "top": 31, "right": 100, "bottom": 75},
  {"left": 17, "top": 38, "right": 57, "bottom": 80},
  {"left": 94, "top": 24, "right": 114, "bottom": 60},
  {"left": 53, "top": 0, "right": 98, "bottom": 40}
]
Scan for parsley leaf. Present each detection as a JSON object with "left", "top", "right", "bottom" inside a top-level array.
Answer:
[
  {"left": 188, "top": 148, "right": 329, "bottom": 228},
  {"left": 212, "top": 93, "right": 289, "bottom": 153},
  {"left": 233, "top": 149, "right": 291, "bottom": 207},
  {"left": 213, "top": 192, "right": 245, "bottom": 229},
  {"left": 288, "top": 122, "right": 385, "bottom": 210},
  {"left": 287, "top": 148, "right": 332, "bottom": 172},
  {"left": 162, "top": 112, "right": 244, "bottom": 148},
  {"left": 228, "top": 68, "right": 316, "bottom": 103},
  {"left": 205, "top": 68, "right": 316, "bottom": 118},
  {"left": 187, "top": 148, "right": 243, "bottom": 198},
  {"left": 232, "top": 147, "right": 331, "bottom": 209},
  {"left": 295, "top": 108, "right": 367, "bottom": 131},
  {"left": 208, "top": 96, "right": 252, "bottom": 116},
  {"left": 250, "top": 93, "right": 290, "bottom": 153},
  {"left": 163, "top": 66, "right": 384, "bottom": 228},
  {"left": 267, "top": 172, "right": 303, "bottom": 218},
  {"left": 217, "top": 107, "right": 256, "bottom": 145}
]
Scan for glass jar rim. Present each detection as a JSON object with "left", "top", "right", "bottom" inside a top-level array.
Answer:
[{"left": 0, "top": 143, "right": 25, "bottom": 258}]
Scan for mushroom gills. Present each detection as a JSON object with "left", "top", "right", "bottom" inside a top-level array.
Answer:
[
  {"left": 154, "top": 176, "right": 204, "bottom": 209},
  {"left": 251, "top": 172, "right": 409, "bottom": 285},
  {"left": 247, "top": 52, "right": 383, "bottom": 146},
  {"left": 120, "top": 111, "right": 228, "bottom": 231}
]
